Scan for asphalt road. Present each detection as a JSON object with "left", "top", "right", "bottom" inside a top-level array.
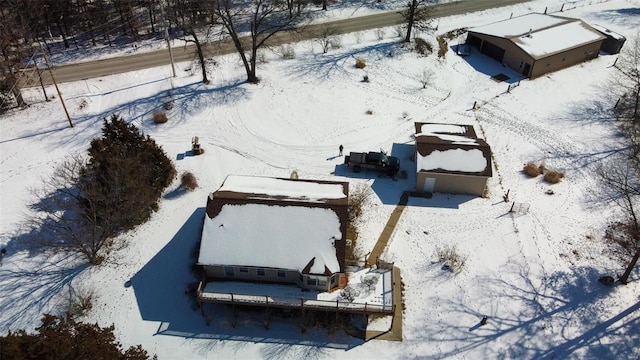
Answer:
[{"left": 23, "top": 0, "right": 529, "bottom": 87}]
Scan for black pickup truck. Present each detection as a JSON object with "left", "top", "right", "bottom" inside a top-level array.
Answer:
[{"left": 344, "top": 151, "right": 400, "bottom": 176}]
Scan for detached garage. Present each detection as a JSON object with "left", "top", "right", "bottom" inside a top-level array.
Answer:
[
  {"left": 415, "top": 123, "right": 492, "bottom": 196},
  {"left": 466, "top": 13, "right": 605, "bottom": 78}
]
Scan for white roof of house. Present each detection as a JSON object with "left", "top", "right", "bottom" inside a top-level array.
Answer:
[
  {"left": 469, "top": 13, "right": 605, "bottom": 59},
  {"left": 217, "top": 174, "right": 347, "bottom": 202},
  {"left": 415, "top": 123, "right": 490, "bottom": 174},
  {"left": 198, "top": 175, "right": 346, "bottom": 274},
  {"left": 199, "top": 204, "right": 342, "bottom": 273},
  {"left": 416, "top": 123, "right": 479, "bottom": 146},
  {"left": 417, "top": 148, "right": 488, "bottom": 173}
]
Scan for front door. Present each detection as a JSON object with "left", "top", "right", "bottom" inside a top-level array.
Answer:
[{"left": 522, "top": 63, "right": 531, "bottom": 76}]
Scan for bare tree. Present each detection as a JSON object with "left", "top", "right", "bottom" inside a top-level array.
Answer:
[
  {"left": 399, "top": 0, "right": 437, "bottom": 43},
  {"left": 167, "top": 0, "right": 217, "bottom": 84},
  {"left": 419, "top": 68, "right": 433, "bottom": 89},
  {"left": 614, "top": 31, "right": 640, "bottom": 122},
  {"left": 29, "top": 156, "right": 116, "bottom": 265},
  {"left": 315, "top": 26, "right": 338, "bottom": 54},
  {"left": 597, "top": 156, "right": 640, "bottom": 284},
  {"left": 213, "top": 0, "right": 307, "bottom": 83}
]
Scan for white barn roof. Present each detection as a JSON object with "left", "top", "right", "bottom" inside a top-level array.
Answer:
[{"left": 469, "top": 13, "right": 605, "bottom": 59}]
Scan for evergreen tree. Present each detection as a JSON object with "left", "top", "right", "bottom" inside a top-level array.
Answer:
[
  {"left": 83, "top": 115, "right": 176, "bottom": 230},
  {"left": 0, "top": 313, "right": 154, "bottom": 360}
]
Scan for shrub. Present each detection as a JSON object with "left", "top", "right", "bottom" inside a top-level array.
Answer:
[
  {"left": 523, "top": 162, "right": 542, "bottom": 177},
  {"left": 0, "top": 314, "right": 155, "bottom": 359},
  {"left": 153, "top": 111, "right": 168, "bottom": 124},
  {"left": 65, "top": 285, "right": 95, "bottom": 318},
  {"left": 437, "top": 35, "right": 449, "bottom": 58},
  {"left": 365, "top": 109, "right": 373, "bottom": 115},
  {"left": 437, "top": 245, "right": 466, "bottom": 274},
  {"left": 375, "top": 28, "right": 385, "bottom": 40},
  {"left": 348, "top": 183, "right": 370, "bottom": 224},
  {"left": 414, "top": 37, "right": 433, "bottom": 56},
  {"left": 279, "top": 45, "right": 295, "bottom": 60},
  {"left": 544, "top": 170, "right": 564, "bottom": 184},
  {"left": 180, "top": 171, "right": 198, "bottom": 191},
  {"left": 355, "top": 57, "right": 366, "bottom": 69},
  {"left": 362, "top": 75, "right": 370, "bottom": 83}
]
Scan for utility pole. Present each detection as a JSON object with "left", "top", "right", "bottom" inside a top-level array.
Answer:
[
  {"left": 40, "top": 43, "right": 73, "bottom": 128},
  {"left": 159, "top": 0, "right": 176, "bottom": 78}
]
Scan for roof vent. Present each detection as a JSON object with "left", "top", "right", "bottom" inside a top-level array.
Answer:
[{"left": 527, "top": 29, "right": 532, "bottom": 38}]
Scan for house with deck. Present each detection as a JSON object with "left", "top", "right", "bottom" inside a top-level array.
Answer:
[{"left": 196, "top": 175, "right": 394, "bottom": 314}]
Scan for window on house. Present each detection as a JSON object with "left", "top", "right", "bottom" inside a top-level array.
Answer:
[
  {"left": 224, "top": 266, "right": 234, "bottom": 277},
  {"left": 307, "top": 277, "right": 318, "bottom": 286},
  {"left": 239, "top": 267, "right": 248, "bottom": 273},
  {"left": 519, "top": 61, "right": 523, "bottom": 68},
  {"left": 561, "top": 57, "right": 566, "bottom": 62},
  {"left": 257, "top": 268, "right": 265, "bottom": 276},
  {"left": 546, "top": 63, "right": 551, "bottom": 67},
  {"left": 277, "top": 270, "right": 286, "bottom": 278},
  {"left": 318, "top": 279, "right": 327, "bottom": 286}
]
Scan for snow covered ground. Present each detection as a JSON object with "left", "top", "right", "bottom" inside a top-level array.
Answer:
[{"left": 2, "top": 0, "right": 640, "bottom": 358}]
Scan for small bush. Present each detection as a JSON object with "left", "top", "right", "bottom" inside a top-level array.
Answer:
[
  {"left": 394, "top": 25, "right": 404, "bottom": 38},
  {"left": 355, "top": 57, "right": 366, "bottom": 69},
  {"left": 279, "top": 45, "right": 295, "bottom": 60},
  {"left": 65, "top": 285, "right": 95, "bottom": 318},
  {"left": 153, "top": 111, "right": 168, "bottom": 124},
  {"left": 437, "top": 245, "right": 466, "bottom": 274},
  {"left": 348, "top": 183, "right": 370, "bottom": 223},
  {"left": 365, "top": 109, "right": 373, "bottom": 115},
  {"left": 375, "top": 28, "right": 385, "bottom": 40},
  {"left": 329, "top": 36, "right": 342, "bottom": 50},
  {"left": 437, "top": 35, "right": 449, "bottom": 58},
  {"left": 523, "top": 162, "right": 542, "bottom": 177},
  {"left": 544, "top": 170, "right": 564, "bottom": 184},
  {"left": 415, "top": 37, "right": 433, "bottom": 56},
  {"left": 180, "top": 171, "right": 198, "bottom": 191},
  {"left": 362, "top": 75, "right": 369, "bottom": 83}
]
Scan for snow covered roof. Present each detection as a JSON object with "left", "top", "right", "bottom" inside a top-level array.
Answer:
[
  {"left": 414, "top": 122, "right": 492, "bottom": 177},
  {"left": 469, "top": 13, "right": 605, "bottom": 59},
  {"left": 198, "top": 175, "right": 349, "bottom": 274},
  {"left": 216, "top": 174, "right": 347, "bottom": 203},
  {"left": 590, "top": 24, "right": 626, "bottom": 41}
]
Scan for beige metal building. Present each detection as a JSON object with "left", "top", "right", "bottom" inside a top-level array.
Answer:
[
  {"left": 415, "top": 123, "right": 492, "bottom": 196},
  {"left": 466, "top": 13, "right": 605, "bottom": 78}
]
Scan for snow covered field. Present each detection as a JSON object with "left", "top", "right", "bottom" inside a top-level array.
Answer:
[{"left": 2, "top": 0, "right": 640, "bottom": 358}]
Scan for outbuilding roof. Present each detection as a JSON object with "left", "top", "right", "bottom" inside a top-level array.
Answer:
[
  {"left": 414, "top": 123, "right": 492, "bottom": 177},
  {"left": 469, "top": 13, "right": 605, "bottom": 59},
  {"left": 198, "top": 175, "right": 349, "bottom": 275}
]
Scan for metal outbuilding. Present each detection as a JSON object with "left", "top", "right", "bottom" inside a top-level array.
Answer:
[{"left": 466, "top": 13, "right": 606, "bottom": 78}]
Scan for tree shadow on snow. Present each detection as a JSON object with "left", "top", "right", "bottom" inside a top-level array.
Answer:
[
  {"left": 416, "top": 261, "right": 640, "bottom": 359},
  {"left": 45, "top": 78, "right": 247, "bottom": 152},
  {"left": 0, "top": 251, "right": 88, "bottom": 331},
  {"left": 130, "top": 208, "right": 363, "bottom": 355}
]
